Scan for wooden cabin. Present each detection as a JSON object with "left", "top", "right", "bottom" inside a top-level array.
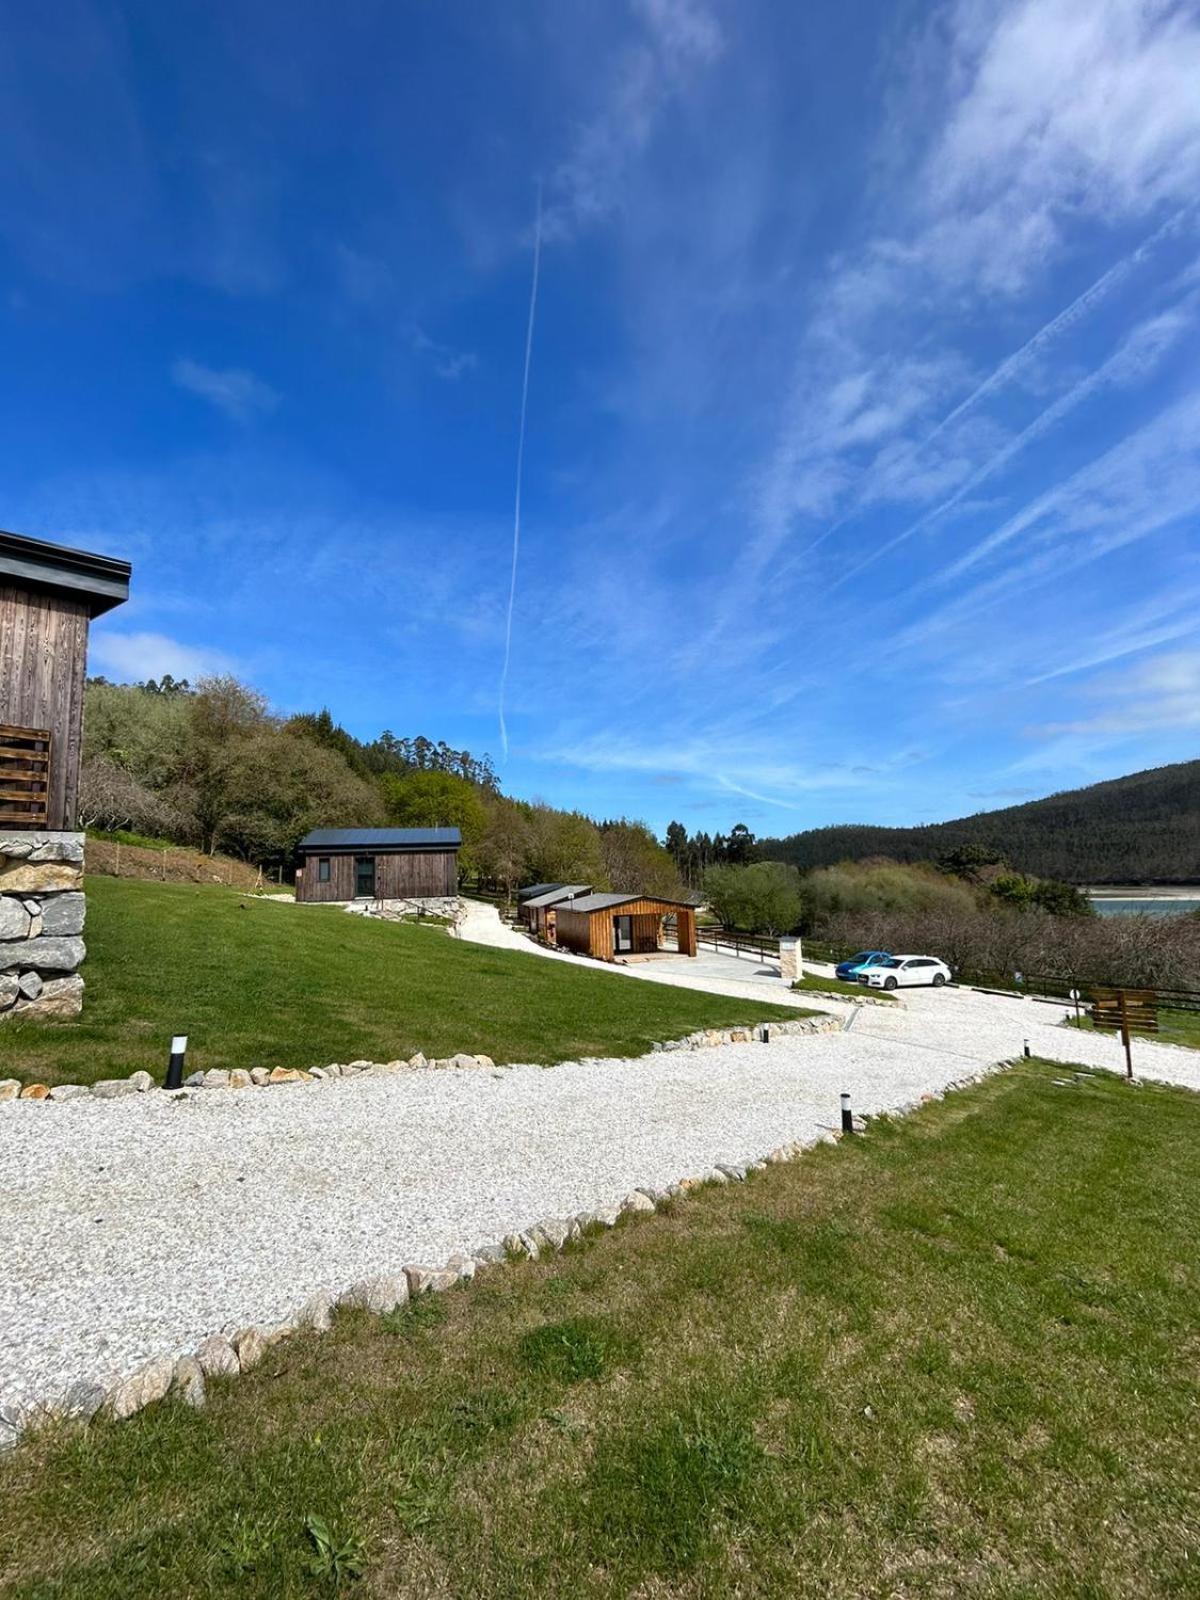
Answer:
[
  {"left": 553, "top": 892, "right": 699, "bottom": 961},
  {"left": 519, "top": 883, "right": 591, "bottom": 940},
  {"left": 295, "top": 826, "right": 461, "bottom": 902},
  {"left": 0, "top": 529, "right": 131, "bottom": 830}
]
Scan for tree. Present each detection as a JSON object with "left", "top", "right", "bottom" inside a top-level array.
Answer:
[
  {"left": 599, "top": 819, "right": 683, "bottom": 896},
  {"left": 703, "top": 861, "right": 804, "bottom": 935},
  {"left": 380, "top": 769, "right": 487, "bottom": 874},
  {"left": 524, "top": 806, "right": 607, "bottom": 887},
  {"left": 476, "top": 795, "right": 533, "bottom": 905}
]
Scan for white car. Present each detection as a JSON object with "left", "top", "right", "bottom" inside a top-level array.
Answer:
[{"left": 862, "top": 954, "right": 950, "bottom": 990}]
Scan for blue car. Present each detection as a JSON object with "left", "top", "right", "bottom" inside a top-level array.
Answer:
[{"left": 835, "top": 950, "right": 892, "bottom": 982}]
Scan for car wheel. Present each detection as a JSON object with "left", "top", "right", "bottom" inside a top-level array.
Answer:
[
  {"left": 932, "top": 973, "right": 946, "bottom": 987},
  {"left": 884, "top": 976, "right": 898, "bottom": 990}
]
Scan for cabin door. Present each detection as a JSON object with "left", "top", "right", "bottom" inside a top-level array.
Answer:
[
  {"left": 613, "top": 915, "right": 633, "bottom": 954},
  {"left": 354, "top": 856, "right": 377, "bottom": 898}
]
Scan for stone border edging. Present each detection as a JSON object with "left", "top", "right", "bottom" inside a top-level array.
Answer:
[
  {"left": 0, "top": 1049, "right": 1003, "bottom": 1451},
  {"left": 0, "top": 1014, "right": 842, "bottom": 1104},
  {"left": 793, "top": 987, "right": 900, "bottom": 1008}
]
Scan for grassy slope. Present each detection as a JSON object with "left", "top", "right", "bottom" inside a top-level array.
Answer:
[
  {"left": 0, "top": 877, "right": 805, "bottom": 1087},
  {"left": 1064, "top": 1009, "right": 1200, "bottom": 1049},
  {"left": 3, "top": 1061, "right": 1200, "bottom": 1597}
]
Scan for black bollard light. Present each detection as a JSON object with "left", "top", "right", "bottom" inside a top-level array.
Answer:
[
  {"left": 164, "top": 1033, "right": 189, "bottom": 1090},
  {"left": 840, "top": 1091, "right": 854, "bottom": 1135},
  {"left": 1023, "top": 1038, "right": 1031, "bottom": 1058}
]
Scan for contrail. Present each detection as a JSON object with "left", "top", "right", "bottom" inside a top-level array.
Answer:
[{"left": 498, "top": 186, "right": 543, "bottom": 761}]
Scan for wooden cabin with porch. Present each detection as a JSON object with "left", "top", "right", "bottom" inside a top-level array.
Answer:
[
  {"left": 553, "top": 892, "right": 699, "bottom": 962},
  {"left": 295, "top": 827, "right": 461, "bottom": 903}
]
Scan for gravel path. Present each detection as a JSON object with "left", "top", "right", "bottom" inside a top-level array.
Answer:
[{"left": 2, "top": 970, "right": 1197, "bottom": 1416}]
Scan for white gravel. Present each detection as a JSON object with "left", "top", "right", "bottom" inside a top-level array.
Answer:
[{"left": 2, "top": 970, "right": 1198, "bottom": 1416}]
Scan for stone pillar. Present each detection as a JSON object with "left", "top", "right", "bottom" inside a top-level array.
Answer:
[
  {"left": 779, "top": 935, "right": 801, "bottom": 982},
  {"left": 0, "top": 832, "right": 86, "bottom": 1019}
]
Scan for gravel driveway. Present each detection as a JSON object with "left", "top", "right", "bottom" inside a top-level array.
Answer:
[{"left": 2, "top": 977, "right": 1196, "bottom": 1416}]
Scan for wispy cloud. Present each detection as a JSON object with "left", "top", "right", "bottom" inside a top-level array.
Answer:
[
  {"left": 88, "top": 629, "right": 235, "bottom": 683},
  {"left": 171, "top": 358, "right": 279, "bottom": 423},
  {"left": 1034, "top": 649, "right": 1200, "bottom": 737},
  {"left": 543, "top": 0, "right": 722, "bottom": 240},
  {"left": 409, "top": 326, "right": 478, "bottom": 381}
]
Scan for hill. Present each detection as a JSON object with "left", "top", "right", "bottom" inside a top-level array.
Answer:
[{"left": 760, "top": 759, "right": 1200, "bottom": 884}]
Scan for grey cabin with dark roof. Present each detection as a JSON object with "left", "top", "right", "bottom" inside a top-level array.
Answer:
[{"left": 295, "top": 826, "right": 461, "bottom": 903}]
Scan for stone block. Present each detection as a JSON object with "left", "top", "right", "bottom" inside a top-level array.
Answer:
[
  {"left": 170, "top": 1356, "right": 206, "bottom": 1409},
  {"left": 107, "top": 1358, "right": 174, "bottom": 1420},
  {"left": 195, "top": 1334, "right": 239, "bottom": 1377},
  {"left": 48, "top": 1083, "right": 89, "bottom": 1102},
  {"left": 340, "top": 1274, "right": 409, "bottom": 1314},
  {"left": 17, "top": 972, "right": 42, "bottom": 999},
  {"left": 92, "top": 1078, "right": 138, "bottom": 1099},
  {"left": 0, "top": 1079, "right": 20, "bottom": 1102},
  {"left": 0, "top": 975, "right": 18, "bottom": 1010},
  {"left": 38, "top": 893, "right": 86, "bottom": 937},
  {"left": 19, "top": 1083, "right": 49, "bottom": 1099},
  {"left": 18, "top": 975, "right": 84, "bottom": 1017},
  {"left": 0, "top": 861, "right": 81, "bottom": 895},
  {"left": 0, "top": 935, "right": 85, "bottom": 973},
  {"left": 0, "top": 899, "right": 31, "bottom": 941}
]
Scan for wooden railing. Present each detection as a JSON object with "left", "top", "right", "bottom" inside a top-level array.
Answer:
[
  {"left": 695, "top": 926, "right": 781, "bottom": 962},
  {"left": 0, "top": 724, "right": 51, "bottom": 829}
]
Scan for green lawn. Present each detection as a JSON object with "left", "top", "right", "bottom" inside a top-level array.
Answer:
[
  {"left": 0, "top": 877, "right": 806, "bottom": 1087},
  {"left": 1064, "top": 1007, "right": 1200, "bottom": 1050},
  {"left": 3, "top": 1061, "right": 1199, "bottom": 1597},
  {"left": 792, "top": 973, "right": 895, "bottom": 1001}
]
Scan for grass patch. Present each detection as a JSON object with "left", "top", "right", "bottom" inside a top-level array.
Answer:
[
  {"left": 0, "top": 876, "right": 808, "bottom": 1087},
  {"left": 3, "top": 1061, "right": 1200, "bottom": 1595},
  {"left": 518, "top": 1316, "right": 640, "bottom": 1383},
  {"left": 792, "top": 973, "right": 896, "bottom": 1000},
  {"left": 1063, "top": 1008, "right": 1200, "bottom": 1050}
]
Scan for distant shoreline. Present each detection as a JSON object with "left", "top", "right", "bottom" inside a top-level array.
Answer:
[{"left": 1085, "top": 886, "right": 1200, "bottom": 900}]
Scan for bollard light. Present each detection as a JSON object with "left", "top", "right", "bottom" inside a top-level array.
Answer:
[
  {"left": 840, "top": 1091, "right": 854, "bottom": 1135},
  {"left": 165, "top": 1034, "right": 189, "bottom": 1090},
  {"left": 1023, "top": 1037, "right": 1031, "bottom": 1058}
]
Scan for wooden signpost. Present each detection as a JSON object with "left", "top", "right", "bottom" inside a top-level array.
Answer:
[{"left": 1090, "top": 987, "right": 1158, "bottom": 1079}]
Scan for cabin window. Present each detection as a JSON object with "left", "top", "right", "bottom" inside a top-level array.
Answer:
[
  {"left": 317, "top": 857, "right": 331, "bottom": 883},
  {"left": 355, "top": 856, "right": 376, "bottom": 898}
]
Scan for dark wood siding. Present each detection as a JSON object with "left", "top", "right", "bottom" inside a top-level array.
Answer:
[
  {"left": 0, "top": 584, "right": 89, "bottom": 830},
  {"left": 296, "top": 848, "right": 459, "bottom": 903}
]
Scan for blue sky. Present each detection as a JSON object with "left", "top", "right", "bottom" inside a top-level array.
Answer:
[{"left": 3, "top": 0, "right": 1198, "bottom": 838}]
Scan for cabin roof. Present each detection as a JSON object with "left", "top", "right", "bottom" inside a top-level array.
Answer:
[
  {"left": 562, "top": 891, "right": 696, "bottom": 914},
  {"left": 0, "top": 529, "right": 131, "bottom": 618},
  {"left": 518, "top": 881, "right": 564, "bottom": 900},
  {"left": 298, "top": 827, "right": 462, "bottom": 851},
  {"left": 521, "top": 884, "right": 592, "bottom": 909}
]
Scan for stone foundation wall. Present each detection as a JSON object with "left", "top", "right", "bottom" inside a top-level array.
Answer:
[
  {"left": 0, "top": 832, "right": 86, "bottom": 1019},
  {"left": 347, "top": 896, "right": 463, "bottom": 923}
]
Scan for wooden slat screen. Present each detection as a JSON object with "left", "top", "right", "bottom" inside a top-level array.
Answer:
[
  {"left": 0, "top": 723, "right": 52, "bottom": 829},
  {"left": 1090, "top": 987, "right": 1159, "bottom": 1035}
]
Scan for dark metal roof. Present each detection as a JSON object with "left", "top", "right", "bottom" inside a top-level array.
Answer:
[
  {"left": 518, "top": 882, "right": 564, "bottom": 900},
  {"left": 522, "top": 884, "right": 592, "bottom": 909},
  {"left": 298, "top": 827, "right": 462, "bottom": 851},
  {"left": 561, "top": 891, "right": 696, "bottom": 913},
  {"left": 0, "top": 529, "right": 131, "bottom": 617}
]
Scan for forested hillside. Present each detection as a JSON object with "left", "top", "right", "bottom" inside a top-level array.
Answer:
[
  {"left": 80, "top": 675, "right": 680, "bottom": 897},
  {"left": 760, "top": 760, "right": 1200, "bottom": 884}
]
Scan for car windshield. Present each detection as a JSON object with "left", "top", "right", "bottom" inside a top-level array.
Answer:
[{"left": 849, "top": 953, "right": 874, "bottom": 964}]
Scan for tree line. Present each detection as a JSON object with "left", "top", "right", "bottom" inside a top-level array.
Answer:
[{"left": 80, "top": 675, "right": 679, "bottom": 899}]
